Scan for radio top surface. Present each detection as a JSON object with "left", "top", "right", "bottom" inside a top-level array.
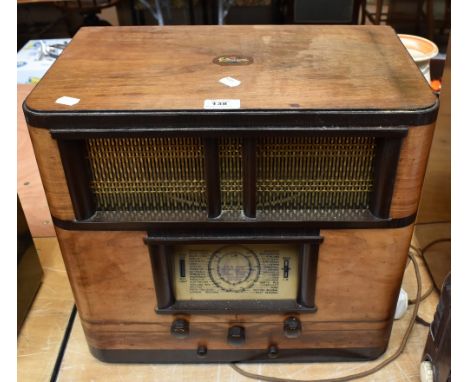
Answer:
[{"left": 24, "top": 25, "right": 437, "bottom": 118}]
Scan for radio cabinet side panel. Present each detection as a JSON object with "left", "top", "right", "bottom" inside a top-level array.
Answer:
[
  {"left": 27, "top": 126, "right": 75, "bottom": 221},
  {"left": 316, "top": 225, "right": 413, "bottom": 323},
  {"left": 54, "top": 228, "right": 155, "bottom": 323},
  {"left": 390, "top": 123, "right": 436, "bottom": 219}
]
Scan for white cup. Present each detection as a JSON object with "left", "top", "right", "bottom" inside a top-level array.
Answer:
[{"left": 398, "top": 34, "right": 439, "bottom": 83}]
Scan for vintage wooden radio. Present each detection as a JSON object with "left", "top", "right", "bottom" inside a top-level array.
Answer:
[{"left": 24, "top": 25, "right": 438, "bottom": 363}]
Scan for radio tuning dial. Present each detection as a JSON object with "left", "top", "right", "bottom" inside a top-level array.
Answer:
[{"left": 283, "top": 316, "right": 301, "bottom": 338}]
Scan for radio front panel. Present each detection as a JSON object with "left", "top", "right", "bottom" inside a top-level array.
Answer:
[
  {"left": 52, "top": 225, "right": 414, "bottom": 362},
  {"left": 24, "top": 25, "right": 438, "bottom": 364}
]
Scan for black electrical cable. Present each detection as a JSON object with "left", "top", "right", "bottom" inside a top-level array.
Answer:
[
  {"left": 421, "top": 238, "right": 451, "bottom": 253},
  {"left": 416, "top": 315, "right": 431, "bottom": 327},
  {"left": 408, "top": 237, "right": 451, "bottom": 305}
]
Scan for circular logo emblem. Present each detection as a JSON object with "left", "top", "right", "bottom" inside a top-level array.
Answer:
[
  {"left": 213, "top": 55, "right": 253, "bottom": 66},
  {"left": 208, "top": 245, "right": 260, "bottom": 292}
]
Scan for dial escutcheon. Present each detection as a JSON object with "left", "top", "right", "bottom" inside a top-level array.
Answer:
[{"left": 172, "top": 243, "right": 299, "bottom": 302}]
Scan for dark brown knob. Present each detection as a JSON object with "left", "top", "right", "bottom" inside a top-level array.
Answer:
[
  {"left": 227, "top": 325, "right": 245, "bottom": 345},
  {"left": 197, "top": 345, "right": 208, "bottom": 358},
  {"left": 283, "top": 316, "right": 301, "bottom": 338},
  {"left": 171, "top": 318, "right": 189, "bottom": 339},
  {"left": 268, "top": 344, "right": 279, "bottom": 359}
]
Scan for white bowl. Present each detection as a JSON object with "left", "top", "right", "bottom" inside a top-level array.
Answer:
[{"left": 398, "top": 34, "right": 439, "bottom": 83}]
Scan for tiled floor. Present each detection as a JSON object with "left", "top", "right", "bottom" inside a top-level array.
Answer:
[{"left": 17, "top": 225, "right": 448, "bottom": 382}]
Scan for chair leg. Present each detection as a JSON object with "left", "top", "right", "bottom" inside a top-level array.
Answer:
[
  {"left": 187, "top": 0, "right": 195, "bottom": 24},
  {"left": 375, "top": 0, "right": 383, "bottom": 24},
  {"left": 360, "top": 0, "right": 367, "bottom": 24}
]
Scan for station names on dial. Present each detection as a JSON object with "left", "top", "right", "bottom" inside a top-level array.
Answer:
[{"left": 173, "top": 244, "right": 298, "bottom": 300}]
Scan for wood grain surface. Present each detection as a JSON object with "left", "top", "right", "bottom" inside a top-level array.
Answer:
[
  {"left": 390, "top": 123, "right": 436, "bottom": 218},
  {"left": 18, "top": 84, "right": 55, "bottom": 237},
  {"left": 81, "top": 320, "right": 391, "bottom": 351},
  {"left": 25, "top": 25, "right": 436, "bottom": 113},
  {"left": 54, "top": 225, "right": 413, "bottom": 351},
  {"left": 27, "top": 126, "right": 75, "bottom": 221}
]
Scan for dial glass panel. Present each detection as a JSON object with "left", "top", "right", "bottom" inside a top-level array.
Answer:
[{"left": 173, "top": 244, "right": 299, "bottom": 301}]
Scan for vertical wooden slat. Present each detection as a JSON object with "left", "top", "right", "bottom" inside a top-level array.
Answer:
[
  {"left": 57, "top": 139, "right": 96, "bottom": 220},
  {"left": 370, "top": 138, "right": 403, "bottom": 219},
  {"left": 298, "top": 241, "right": 321, "bottom": 309},
  {"left": 147, "top": 244, "right": 175, "bottom": 310}
]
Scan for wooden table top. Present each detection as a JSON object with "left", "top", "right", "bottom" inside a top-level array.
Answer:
[{"left": 25, "top": 25, "right": 436, "bottom": 114}]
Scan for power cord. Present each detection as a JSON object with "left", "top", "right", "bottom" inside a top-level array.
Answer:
[
  {"left": 411, "top": 238, "right": 450, "bottom": 327},
  {"left": 410, "top": 285, "right": 434, "bottom": 305},
  {"left": 408, "top": 238, "right": 450, "bottom": 306},
  {"left": 421, "top": 238, "right": 451, "bottom": 254},
  {"left": 230, "top": 251, "right": 422, "bottom": 382},
  {"left": 415, "top": 315, "right": 431, "bottom": 327}
]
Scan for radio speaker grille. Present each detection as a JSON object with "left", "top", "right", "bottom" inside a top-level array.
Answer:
[
  {"left": 257, "top": 136, "right": 376, "bottom": 210},
  {"left": 87, "top": 137, "right": 207, "bottom": 212},
  {"left": 85, "top": 136, "right": 376, "bottom": 216}
]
